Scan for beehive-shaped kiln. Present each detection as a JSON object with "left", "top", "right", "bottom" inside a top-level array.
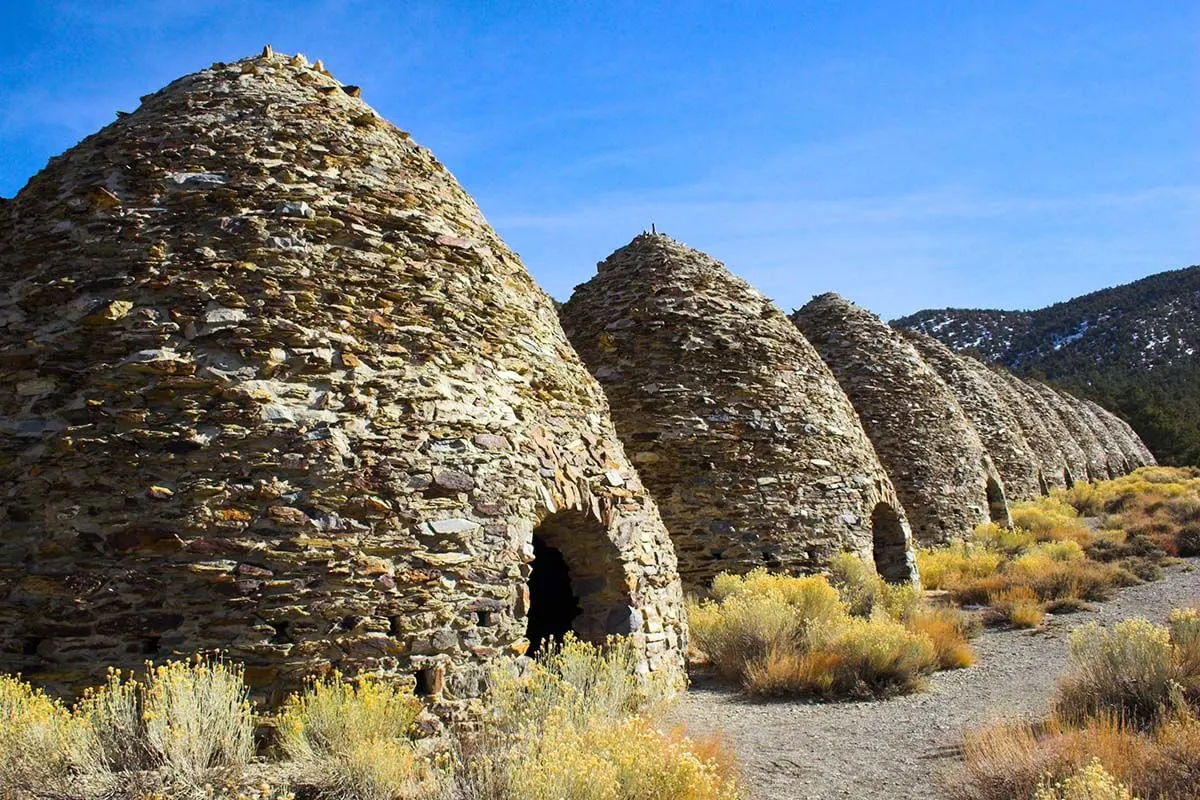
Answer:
[
  {"left": 0, "top": 52, "right": 686, "bottom": 700},
  {"left": 793, "top": 294, "right": 1010, "bottom": 544},
  {"left": 560, "top": 234, "right": 917, "bottom": 586},
  {"left": 902, "top": 331, "right": 1043, "bottom": 501},
  {"left": 1084, "top": 400, "right": 1151, "bottom": 471},
  {"left": 973, "top": 367, "right": 1067, "bottom": 493},
  {"left": 1069, "top": 393, "right": 1132, "bottom": 477},
  {"left": 1030, "top": 383, "right": 1112, "bottom": 481}
]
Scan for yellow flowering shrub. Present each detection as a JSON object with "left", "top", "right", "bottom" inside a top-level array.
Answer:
[
  {"left": 0, "top": 675, "right": 90, "bottom": 791},
  {"left": 140, "top": 658, "right": 254, "bottom": 778},
  {"left": 1033, "top": 759, "right": 1137, "bottom": 800}
]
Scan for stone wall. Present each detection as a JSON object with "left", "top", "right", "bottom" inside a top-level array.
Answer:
[
  {"left": 998, "top": 372, "right": 1091, "bottom": 487},
  {"left": 792, "top": 294, "right": 1010, "bottom": 545},
  {"left": 560, "top": 234, "right": 917, "bottom": 587},
  {"left": 902, "top": 331, "right": 1043, "bottom": 501},
  {"left": 974, "top": 367, "right": 1067, "bottom": 492},
  {"left": 1031, "top": 383, "right": 1112, "bottom": 481},
  {"left": 1070, "top": 394, "right": 1133, "bottom": 477},
  {"left": 0, "top": 52, "right": 685, "bottom": 703},
  {"left": 1084, "top": 400, "right": 1150, "bottom": 471}
]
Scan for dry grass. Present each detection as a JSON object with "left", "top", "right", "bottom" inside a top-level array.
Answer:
[
  {"left": 456, "top": 635, "right": 738, "bottom": 800},
  {"left": 0, "top": 640, "right": 737, "bottom": 800},
  {"left": 277, "top": 673, "right": 440, "bottom": 800},
  {"left": 689, "top": 561, "right": 974, "bottom": 699},
  {"left": 907, "top": 607, "right": 978, "bottom": 669},
  {"left": 951, "top": 607, "right": 1200, "bottom": 800},
  {"left": 1066, "top": 467, "right": 1200, "bottom": 557},
  {"left": 987, "top": 585, "right": 1046, "bottom": 628},
  {"left": 917, "top": 471, "right": 1198, "bottom": 628},
  {"left": 0, "top": 675, "right": 90, "bottom": 793}
]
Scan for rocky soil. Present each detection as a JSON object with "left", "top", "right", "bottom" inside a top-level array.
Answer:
[{"left": 675, "top": 559, "right": 1200, "bottom": 800}]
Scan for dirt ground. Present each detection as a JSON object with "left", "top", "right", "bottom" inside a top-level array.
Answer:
[{"left": 674, "top": 559, "right": 1200, "bottom": 800}]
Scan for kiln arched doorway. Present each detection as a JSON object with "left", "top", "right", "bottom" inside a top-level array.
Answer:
[
  {"left": 985, "top": 477, "right": 1009, "bottom": 524},
  {"left": 525, "top": 508, "right": 635, "bottom": 655},
  {"left": 870, "top": 502, "right": 914, "bottom": 584},
  {"left": 1037, "top": 471, "right": 1050, "bottom": 496}
]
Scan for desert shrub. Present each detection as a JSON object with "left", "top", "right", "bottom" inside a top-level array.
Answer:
[
  {"left": 487, "top": 634, "right": 671, "bottom": 732},
  {"left": 139, "top": 658, "right": 254, "bottom": 780},
  {"left": 278, "top": 673, "right": 423, "bottom": 762},
  {"left": 906, "top": 607, "right": 978, "bottom": 669},
  {"left": 1056, "top": 619, "right": 1181, "bottom": 729},
  {"left": 987, "top": 585, "right": 1045, "bottom": 628},
  {"left": 459, "top": 636, "right": 739, "bottom": 800},
  {"left": 688, "top": 592, "right": 803, "bottom": 682},
  {"left": 73, "top": 668, "right": 151, "bottom": 773},
  {"left": 505, "top": 713, "right": 738, "bottom": 800},
  {"left": 0, "top": 675, "right": 90, "bottom": 791},
  {"left": 917, "top": 545, "right": 1004, "bottom": 590},
  {"left": 1068, "top": 467, "right": 1200, "bottom": 557},
  {"left": 1011, "top": 496, "right": 1087, "bottom": 540},
  {"left": 319, "top": 738, "right": 448, "bottom": 800},
  {"left": 744, "top": 615, "right": 937, "bottom": 699},
  {"left": 1033, "top": 758, "right": 1136, "bottom": 800},
  {"left": 278, "top": 673, "right": 440, "bottom": 800},
  {"left": 692, "top": 565, "right": 960, "bottom": 700},
  {"left": 973, "top": 522, "right": 1037, "bottom": 555},
  {"left": 954, "top": 713, "right": 1200, "bottom": 800},
  {"left": 826, "top": 553, "right": 920, "bottom": 620}
]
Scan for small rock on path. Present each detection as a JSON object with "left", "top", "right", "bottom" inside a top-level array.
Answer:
[{"left": 675, "top": 561, "right": 1200, "bottom": 800}]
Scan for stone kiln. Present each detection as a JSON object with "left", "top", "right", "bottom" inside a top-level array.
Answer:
[
  {"left": 561, "top": 234, "right": 917, "bottom": 587},
  {"left": 1070, "top": 393, "right": 1133, "bottom": 478},
  {"left": 998, "top": 373, "right": 1091, "bottom": 488},
  {"left": 1031, "top": 383, "right": 1112, "bottom": 481},
  {"left": 0, "top": 52, "right": 686, "bottom": 701},
  {"left": 1085, "top": 400, "right": 1153, "bottom": 471},
  {"left": 793, "top": 294, "right": 1011, "bottom": 545},
  {"left": 902, "top": 331, "right": 1043, "bottom": 502},
  {"left": 975, "top": 367, "right": 1071, "bottom": 493}
]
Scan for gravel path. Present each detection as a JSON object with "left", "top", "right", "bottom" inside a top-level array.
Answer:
[{"left": 675, "top": 560, "right": 1200, "bottom": 800}]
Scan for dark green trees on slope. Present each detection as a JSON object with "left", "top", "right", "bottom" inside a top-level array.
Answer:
[{"left": 894, "top": 265, "right": 1200, "bottom": 466}]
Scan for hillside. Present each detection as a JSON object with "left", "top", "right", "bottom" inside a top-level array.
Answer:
[{"left": 893, "top": 265, "right": 1200, "bottom": 466}]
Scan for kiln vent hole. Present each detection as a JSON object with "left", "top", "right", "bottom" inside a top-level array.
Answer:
[
  {"left": 986, "top": 477, "right": 1008, "bottom": 523},
  {"left": 870, "top": 503, "right": 913, "bottom": 584},
  {"left": 525, "top": 509, "right": 633, "bottom": 656}
]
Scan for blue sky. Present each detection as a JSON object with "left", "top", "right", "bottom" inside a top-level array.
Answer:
[{"left": 1, "top": 1, "right": 1196, "bottom": 318}]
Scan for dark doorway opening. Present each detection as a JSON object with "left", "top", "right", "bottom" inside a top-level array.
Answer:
[
  {"left": 986, "top": 477, "right": 1009, "bottom": 524},
  {"left": 1037, "top": 471, "right": 1050, "bottom": 496},
  {"left": 870, "top": 503, "right": 914, "bottom": 584},
  {"left": 524, "top": 508, "right": 633, "bottom": 655},
  {"left": 1063, "top": 468, "right": 1075, "bottom": 489},
  {"left": 526, "top": 535, "right": 582, "bottom": 655}
]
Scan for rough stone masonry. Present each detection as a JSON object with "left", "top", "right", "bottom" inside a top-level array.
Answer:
[
  {"left": 0, "top": 51, "right": 686, "bottom": 703},
  {"left": 561, "top": 234, "right": 918, "bottom": 587},
  {"left": 793, "top": 294, "right": 1011, "bottom": 545},
  {"left": 902, "top": 330, "right": 1044, "bottom": 502}
]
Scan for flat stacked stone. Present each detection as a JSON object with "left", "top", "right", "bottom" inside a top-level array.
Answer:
[
  {"left": 1084, "top": 400, "right": 1149, "bottom": 471},
  {"left": 0, "top": 52, "right": 685, "bottom": 702},
  {"left": 1091, "top": 403, "right": 1156, "bottom": 467},
  {"left": 997, "top": 373, "right": 1091, "bottom": 487},
  {"left": 902, "top": 331, "right": 1043, "bottom": 501},
  {"left": 560, "top": 234, "right": 917, "bottom": 587},
  {"left": 974, "top": 367, "right": 1068, "bottom": 492},
  {"left": 1030, "top": 383, "right": 1112, "bottom": 481},
  {"left": 792, "top": 294, "right": 1010, "bottom": 545},
  {"left": 1069, "top": 393, "right": 1133, "bottom": 477}
]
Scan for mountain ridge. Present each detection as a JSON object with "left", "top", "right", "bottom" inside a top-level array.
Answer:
[{"left": 892, "top": 264, "right": 1200, "bottom": 466}]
